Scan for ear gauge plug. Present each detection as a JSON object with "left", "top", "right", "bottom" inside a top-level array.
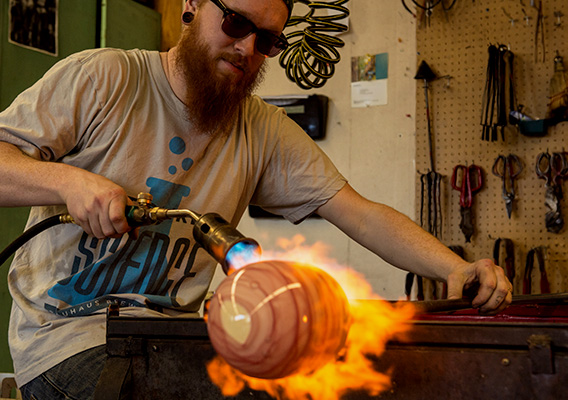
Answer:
[{"left": 182, "top": 12, "right": 194, "bottom": 24}]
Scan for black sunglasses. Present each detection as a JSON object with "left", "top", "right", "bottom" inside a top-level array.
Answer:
[{"left": 209, "top": 0, "right": 289, "bottom": 58}]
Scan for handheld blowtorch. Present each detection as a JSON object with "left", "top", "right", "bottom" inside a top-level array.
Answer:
[{"left": 0, "top": 192, "right": 261, "bottom": 274}]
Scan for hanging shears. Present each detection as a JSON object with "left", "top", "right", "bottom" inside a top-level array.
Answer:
[
  {"left": 492, "top": 154, "right": 523, "bottom": 218},
  {"left": 451, "top": 164, "right": 483, "bottom": 242},
  {"left": 536, "top": 151, "right": 568, "bottom": 189},
  {"left": 535, "top": 151, "right": 568, "bottom": 233},
  {"left": 451, "top": 164, "right": 483, "bottom": 208}
]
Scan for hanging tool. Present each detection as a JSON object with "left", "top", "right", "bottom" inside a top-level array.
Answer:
[
  {"left": 534, "top": 0, "right": 545, "bottom": 63},
  {"left": 493, "top": 238, "right": 515, "bottom": 286},
  {"left": 523, "top": 247, "right": 550, "bottom": 295},
  {"left": 480, "top": 44, "right": 497, "bottom": 140},
  {"left": 405, "top": 273, "right": 424, "bottom": 301},
  {"left": 419, "top": 170, "right": 443, "bottom": 236},
  {"left": 416, "top": 60, "right": 443, "bottom": 237},
  {"left": 451, "top": 164, "right": 483, "bottom": 242},
  {"left": 401, "top": 0, "right": 458, "bottom": 26},
  {"left": 412, "top": 60, "right": 442, "bottom": 300},
  {"left": 546, "top": 51, "right": 568, "bottom": 124},
  {"left": 416, "top": 60, "right": 437, "bottom": 172},
  {"left": 481, "top": 45, "right": 516, "bottom": 141},
  {"left": 504, "top": 50, "right": 518, "bottom": 125},
  {"left": 492, "top": 154, "right": 523, "bottom": 218},
  {"left": 535, "top": 151, "right": 568, "bottom": 233}
]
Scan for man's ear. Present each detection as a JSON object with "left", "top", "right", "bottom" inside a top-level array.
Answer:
[
  {"left": 182, "top": 0, "right": 200, "bottom": 25},
  {"left": 184, "top": 0, "right": 200, "bottom": 14}
]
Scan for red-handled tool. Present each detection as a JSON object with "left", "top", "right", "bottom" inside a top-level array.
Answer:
[{"left": 451, "top": 164, "right": 484, "bottom": 242}]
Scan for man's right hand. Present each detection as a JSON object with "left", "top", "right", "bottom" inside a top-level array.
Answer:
[
  {"left": 0, "top": 141, "right": 132, "bottom": 239},
  {"left": 61, "top": 172, "right": 132, "bottom": 239}
]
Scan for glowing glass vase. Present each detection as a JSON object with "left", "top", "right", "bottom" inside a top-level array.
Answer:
[{"left": 207, "top": 260, "right": 351, "bottom": 379}]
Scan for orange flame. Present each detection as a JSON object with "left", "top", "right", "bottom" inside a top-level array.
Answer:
[{"left": 207, "top": 235, "right": 416, "bottom": 399}]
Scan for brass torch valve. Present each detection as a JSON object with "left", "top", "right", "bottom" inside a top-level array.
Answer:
[
  {"left": 126, "top": 193, "right": 261, "bottom": 274},
  {"left": 125, "top": 192, "right": 185, "bottom": 226}
]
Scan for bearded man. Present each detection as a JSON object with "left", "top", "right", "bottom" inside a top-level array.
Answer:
[{"left": 0, "top": 1, "right": 511, "bottom": 398}]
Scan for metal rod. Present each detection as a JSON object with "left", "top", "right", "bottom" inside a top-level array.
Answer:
[
  {"left": 423, "top": 80, "right": 435, "bottom": 171},
  {"left": 412, "top": 298, "right": 472, "bottom": 313},
  {"left": 403, "top": 293, "right": 568, "bottom": 313}
]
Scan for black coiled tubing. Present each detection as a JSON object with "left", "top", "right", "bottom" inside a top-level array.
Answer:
[{"left": 280, "top": 0, "right": 350, "bottom": 89}]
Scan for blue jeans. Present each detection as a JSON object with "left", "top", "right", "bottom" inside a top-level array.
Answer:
[{"left": 20, "top": 345, "right": 107, "bottom": 400}]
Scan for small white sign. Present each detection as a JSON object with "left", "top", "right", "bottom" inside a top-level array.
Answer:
[{"left": 351, "top": 80, "right": 388, "bottom": 108}]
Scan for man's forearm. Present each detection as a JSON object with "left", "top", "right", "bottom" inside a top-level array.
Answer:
[
  {"left": 0, "top": 141, "right": 77, "bottom": 207},
  {"left": 318, "top": 183, "right": 467, "bottom": 282},
  {"left": 346, "top": 202, "right": 466, "bottom": 281},
  {"left": 0, "top": 141, "right": 131, "bottom": 238}
]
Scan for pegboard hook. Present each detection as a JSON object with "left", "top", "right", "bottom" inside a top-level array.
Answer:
[
  {"left": 521, "top": 8, "right": 532, "bottom": 26},
  {"left": 440, "top": 75, "right": 453, "bottom": 89},
  {"left": 502, "top": 8, "right": 518, "bottom": 27},
  {"left": 554, "top": 11, "right": 564, "bottom": 27}
]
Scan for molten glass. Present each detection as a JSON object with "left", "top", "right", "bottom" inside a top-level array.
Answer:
[{"left": 206, "top": 260, "right": 351, "bottom": 379}]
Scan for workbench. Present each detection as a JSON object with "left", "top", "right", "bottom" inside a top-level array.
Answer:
[{"left": 95, "top": 296, "right": 568, "bottom": 400}]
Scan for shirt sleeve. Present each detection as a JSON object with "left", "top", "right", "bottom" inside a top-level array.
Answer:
[
  {"left": 0, "top": 51, "right": 102, "bottom": 161},
  {"left": 250, "top": 108, "right": 347, "bottom": 224}
]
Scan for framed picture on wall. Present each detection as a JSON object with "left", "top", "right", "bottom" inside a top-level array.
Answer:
[{"left": 8, "top": 0, "right": 58, "bottom": 56}]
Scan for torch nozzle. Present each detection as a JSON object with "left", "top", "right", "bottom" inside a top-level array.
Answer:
[{"left": 192, "top": 213, "right": 261, "bottom": 274}]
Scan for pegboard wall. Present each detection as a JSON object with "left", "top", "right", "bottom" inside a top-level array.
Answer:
[{"left": 414, "top": 0, "right": 568, "bottom": 296}]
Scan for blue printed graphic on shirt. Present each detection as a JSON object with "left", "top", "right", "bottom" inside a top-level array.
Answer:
[{"left": 46, "top": 137, "right": 199, "bottom": 316}]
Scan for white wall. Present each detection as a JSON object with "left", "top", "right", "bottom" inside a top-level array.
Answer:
[{"left": 217, "top": 1, "right": 417, "bottom": 300}]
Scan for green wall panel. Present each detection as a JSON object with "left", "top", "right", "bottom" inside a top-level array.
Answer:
[
  {"left": 102, "top": 0, "right": 161, "bottom": 50},
  {"left": 0, "top": 208, "right": 30, "bottom": 373},
  {"left": 0, "top": 0, "right": 98, "bottom": 374},
  {"left": 0, "top": 0, "right": 99, "bottom": 110},
  {"left": 0, "top": 0, "right": 161, "bottom": 375}
]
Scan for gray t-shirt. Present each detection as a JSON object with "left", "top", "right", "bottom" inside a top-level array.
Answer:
[{"left": 0, "top": 48, "right": 346, "bottom": 386}]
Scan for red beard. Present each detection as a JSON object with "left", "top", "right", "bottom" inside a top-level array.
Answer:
[{"left": 174, "top": 20, "right": 266, "bottom": 136}]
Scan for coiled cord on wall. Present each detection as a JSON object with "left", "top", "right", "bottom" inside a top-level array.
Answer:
[{"left": 280, "top": 0, "right": 350, "bottom": 89}]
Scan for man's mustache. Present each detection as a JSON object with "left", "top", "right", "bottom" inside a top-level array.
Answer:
[{"left": 219, "top": 53, "right": 250, "bottom": 73}]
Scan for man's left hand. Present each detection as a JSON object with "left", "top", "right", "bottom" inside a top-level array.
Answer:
[{"left": 446, "top": 259, "right": 513, "bottom": 314}]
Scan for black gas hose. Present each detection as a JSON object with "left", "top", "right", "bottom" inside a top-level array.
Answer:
[
  {"left": 0, "top": 201, "right": 156, "bottom": 268},
  {"left": 0, "top": 194, "right": 165, "bottom": 268},
  {"left": 0, "top": 214, "right": 71, "bottom": 267}
]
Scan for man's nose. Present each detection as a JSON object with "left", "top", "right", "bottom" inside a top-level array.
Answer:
[{"left": 234, "top": 32, "right": 258, "bottom": 57}]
